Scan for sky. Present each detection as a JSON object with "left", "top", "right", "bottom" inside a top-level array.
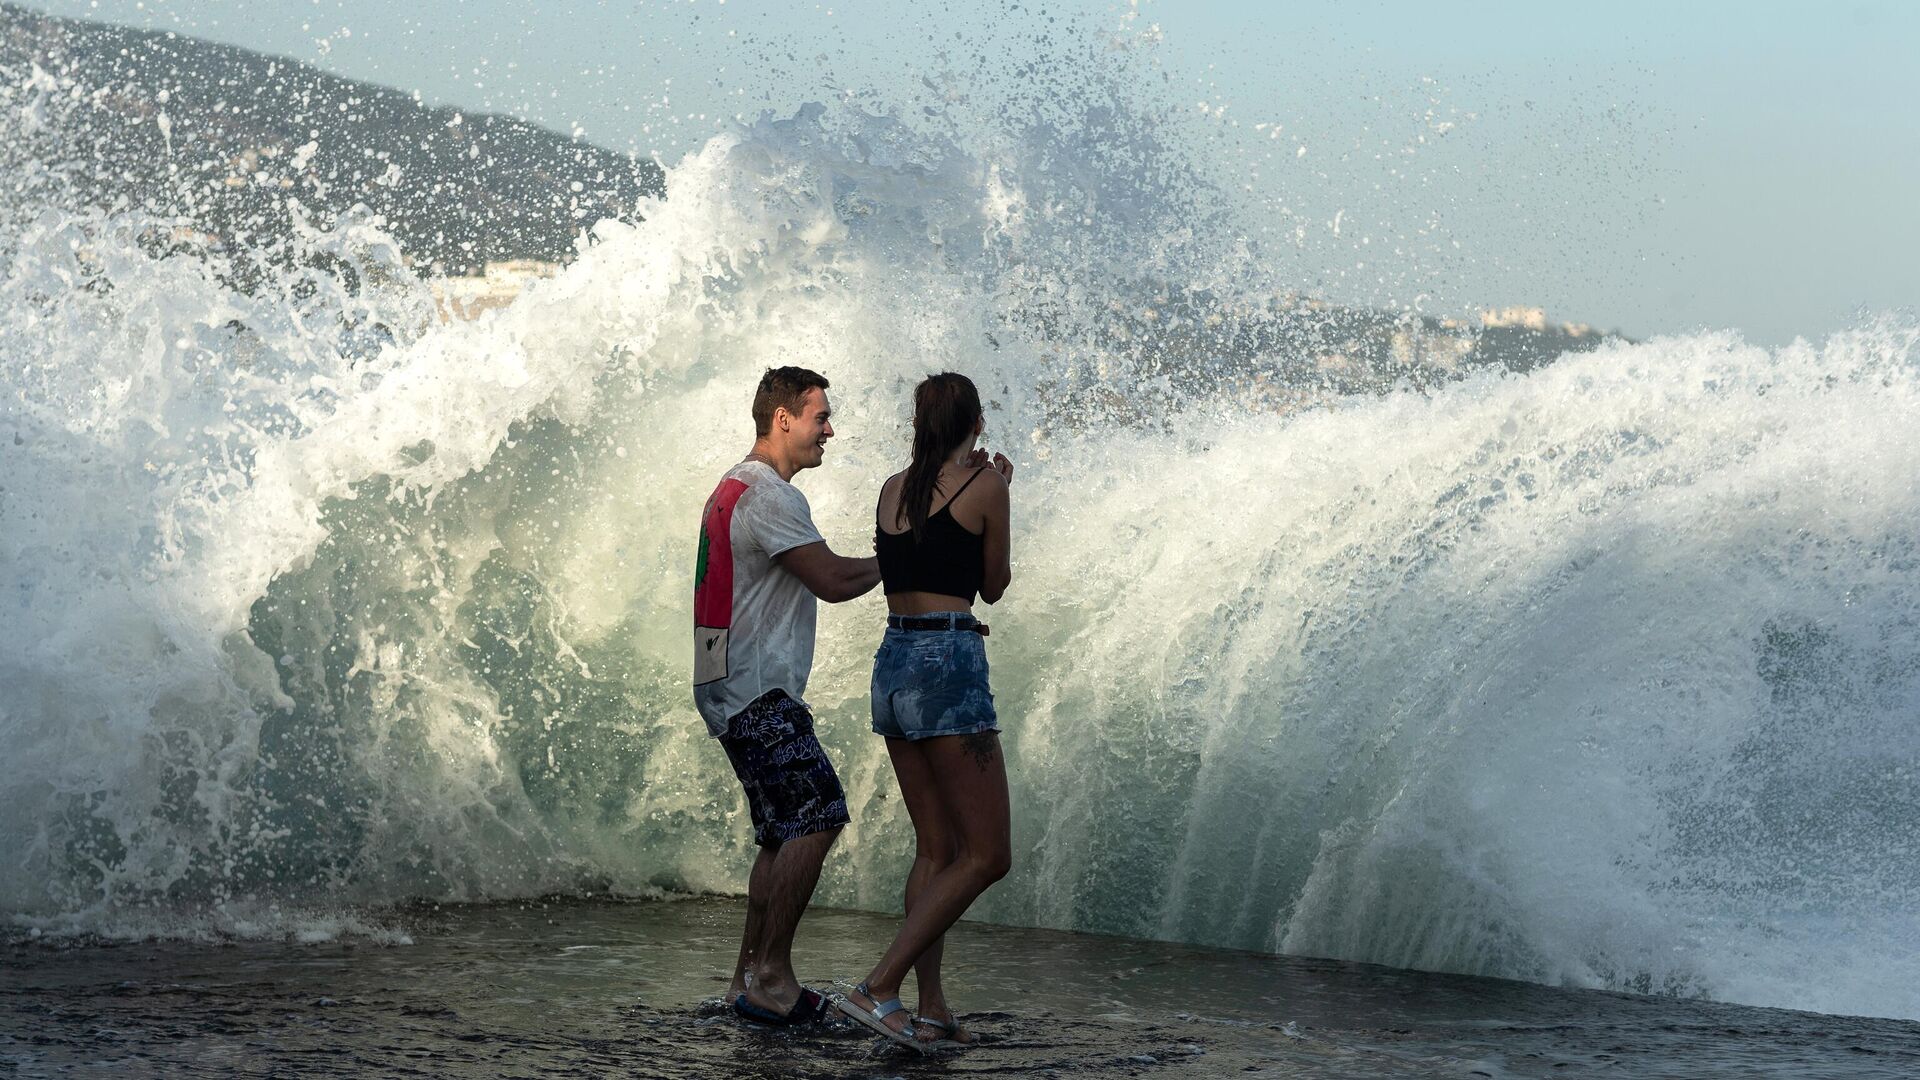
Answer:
[{"left": 21, "top": 0, "right": 1920, "bottom": 344}]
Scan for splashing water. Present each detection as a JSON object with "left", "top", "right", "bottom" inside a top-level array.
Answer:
[{"left": 3, "top": 41, "right": 1919, "bottom": 1027}]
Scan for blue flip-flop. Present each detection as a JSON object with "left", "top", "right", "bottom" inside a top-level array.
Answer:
[{"left": 733, "top": 986, "right": 831, "bottom": 1026}]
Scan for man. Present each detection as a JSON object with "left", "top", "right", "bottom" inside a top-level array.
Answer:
[{"left": 693, "top": 365, "right": 881, "bottom": 1025}]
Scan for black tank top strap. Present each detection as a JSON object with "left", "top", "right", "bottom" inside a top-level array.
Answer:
[{"left": 931, "top": 467, "right": 986, "bottom": 518}]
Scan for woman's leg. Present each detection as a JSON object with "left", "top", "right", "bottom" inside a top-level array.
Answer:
[
  {"left": 845, "top": 730, "right": 1010, "bottom": 1032},
  {"left": 885, "top": 737, "right": 963, "bottom": 1037}
]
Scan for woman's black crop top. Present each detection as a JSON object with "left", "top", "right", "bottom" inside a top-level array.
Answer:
[{"left": 876, "top": 469, "right": 987, "bottom": 603}]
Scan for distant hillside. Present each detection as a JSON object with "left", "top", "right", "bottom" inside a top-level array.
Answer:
[
  {"left": 0, "top": 2, "right": 662, "bottom": 274},
  {"left": 0, "top": 4, "right": 1615, "bottom": 383},
  {"left": 1037, "top": 286, "right": 1617, "bottom": 424}
]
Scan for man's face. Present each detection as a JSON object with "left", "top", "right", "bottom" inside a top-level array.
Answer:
[{"left": 780, "top": 388, "right": 834, "bottom": 470}]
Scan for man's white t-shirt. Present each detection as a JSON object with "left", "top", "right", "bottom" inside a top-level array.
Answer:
[{"left": 692, "top": 460, "right": 826, "bottom": 736}]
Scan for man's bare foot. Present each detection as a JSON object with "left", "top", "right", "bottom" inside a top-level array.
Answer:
[{"left": 743, "top": 978, "right": 804, "bottom": 1019}]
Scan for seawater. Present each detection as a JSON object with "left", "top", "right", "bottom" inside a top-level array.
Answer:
[
  {"left": 3, "top": 44, "right": 1920, "bottom": 1032},
  {"left": 8, "top": 896, "right": 1920, "bottom": 1079}
]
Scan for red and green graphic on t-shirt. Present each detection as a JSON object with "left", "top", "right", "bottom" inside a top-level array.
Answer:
[{"left": 694, "top": 477, "right": 748, "bottom": 686}]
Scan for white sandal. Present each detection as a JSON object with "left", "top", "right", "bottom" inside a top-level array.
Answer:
[
  {"left": 913, "top": 1014, "right": 973, "bottom": 1050},
  {"left": 831, "top": 982, "right": 927, "bottom": 1054}
]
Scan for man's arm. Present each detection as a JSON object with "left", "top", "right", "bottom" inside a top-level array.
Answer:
[{"left": 776, "top": 541, "right": 882, "bottom": 603}]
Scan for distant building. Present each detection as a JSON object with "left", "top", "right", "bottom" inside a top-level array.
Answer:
[
  {"left": 1480, "top": 305, "right": 1550, "bottom": 332},
  {"left": 429, "top": 260, "right": 561, "bottom": 322},
  {"left": 1390, "top": 325, "right": 1475, "bottom": 371},
  {"left": 1480, "top": 306, "right": 1599, "bottom": 338}
]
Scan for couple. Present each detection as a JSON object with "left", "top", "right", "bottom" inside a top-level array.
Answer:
[{"left": 692, "top": 366, "right": 1013, "bottom": 1051}]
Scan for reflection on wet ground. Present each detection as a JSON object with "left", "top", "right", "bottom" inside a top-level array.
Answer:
[{"left": 5, "top": 897, "right": 1918, "bottom": 1078}]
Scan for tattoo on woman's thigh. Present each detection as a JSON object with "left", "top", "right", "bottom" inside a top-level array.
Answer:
[{"left": 961, "top": 731, "right": 998, "bottom": 771}]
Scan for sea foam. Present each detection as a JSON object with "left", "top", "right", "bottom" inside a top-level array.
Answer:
[{"left": 3, "top": 94, "right": 1918, "bottom": 1024}]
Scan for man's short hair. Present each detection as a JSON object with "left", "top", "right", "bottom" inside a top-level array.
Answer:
[{"left": 752, "top": 366, "right": 830, "bottom": 436}]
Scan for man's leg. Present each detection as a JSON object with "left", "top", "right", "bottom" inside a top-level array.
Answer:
[
  {"left": 725, "top": 690, "right": 849, "bottom": 1017},
  {"left": 728, "top": 844, "right": 779, "bottom": 1002},
  {"left": 742, "top": 826, "right": 839, "bottom": 1014}
]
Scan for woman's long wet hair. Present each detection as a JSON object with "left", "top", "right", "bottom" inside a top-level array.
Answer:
[{"left": 898, "top": 372, "right": 983, "bottom": 539}]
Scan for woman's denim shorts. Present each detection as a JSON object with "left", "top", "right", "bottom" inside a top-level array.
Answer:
[{"left": 870, "top": 613, "right": 999, "bottom": 741}]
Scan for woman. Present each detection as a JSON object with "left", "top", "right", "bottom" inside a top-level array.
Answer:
[{"left": 832, "top": 372, "right": 1013, "bottom": 1051}]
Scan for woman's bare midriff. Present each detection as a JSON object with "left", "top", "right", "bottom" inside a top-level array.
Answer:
[{"left": 886, "top": 590, "right": 975, "bottom": 617}]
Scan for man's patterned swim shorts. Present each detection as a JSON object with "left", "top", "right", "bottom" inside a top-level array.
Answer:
[{"left": 718, "top": 689, "right": 851, "bottom": 847}]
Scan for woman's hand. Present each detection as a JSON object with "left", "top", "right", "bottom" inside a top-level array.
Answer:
[{"left": 967, "top": 448, "right": 1014, "bottom": 483}]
